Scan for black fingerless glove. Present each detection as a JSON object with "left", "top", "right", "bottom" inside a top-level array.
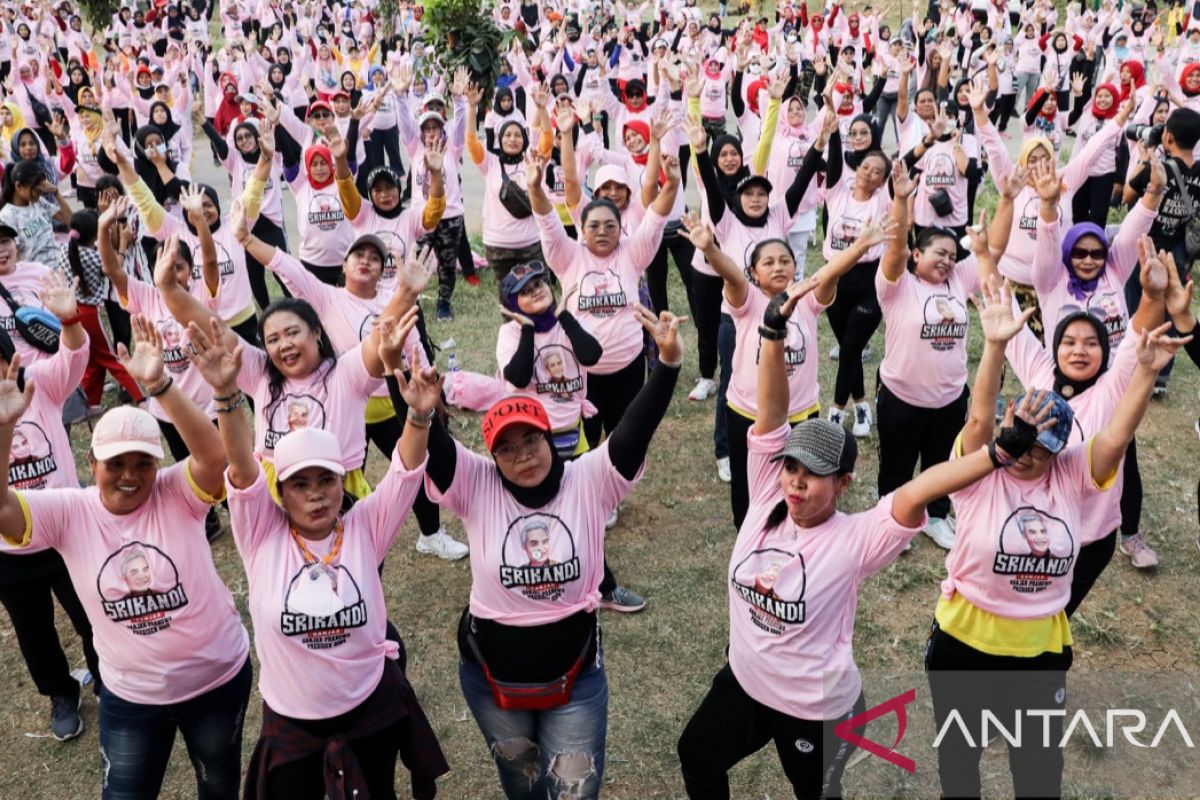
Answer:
[
  {"left": 993, "top": 414, "right": 1040, "bottom": 464},
  {"left": 763, "top": 291, "right": 791, "bottom": 333}
]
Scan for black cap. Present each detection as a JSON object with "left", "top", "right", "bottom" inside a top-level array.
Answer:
[
  {"left": 736, "top": 174, "right": 773, "bottom": 195},
  {"left": 0, "top": 224, "right": 19, "bottom": 241},
  {"left": 770, "top": 419, "right": 857, "bottom": 476},
  {"left": 366, "top": 166, "right": 402, "bottom": 190},
  {"left": 499, "top": 261, "right": 548, "bottom": 298}
]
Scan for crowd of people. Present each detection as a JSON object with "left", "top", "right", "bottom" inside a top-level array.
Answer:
[{"left": 1, "top": 0, "right": 1199, "bottom": 797}]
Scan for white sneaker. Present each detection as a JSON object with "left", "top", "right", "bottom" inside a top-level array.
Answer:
[
  {"left": 829, "top": 344, "right": 841, "bottom": 361},
  {"left": 828, "top": 407, "right": 846, "bottom": 427},
  {"left": 923, "top": 517, "right": 956, "bottom": 550},
  {"left": 851, "top": 402, "right": 872, "bottom": 438},
  {"left": 716, "top": 456, "right": 731, "bottom": 483},
  {"left": 688, "top": 377, "right": 717, "bottom": 402},
  {"left": 606, "top": 507, "right": 619, "bottom": 529},
  {"left": 416, "top": 529, "right": 469, "bottom": 560}
]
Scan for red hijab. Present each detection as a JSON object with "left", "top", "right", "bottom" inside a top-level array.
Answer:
[
  {"left": 1119, "top": 60, "right": 1145, "bottom": 101},
  {"left": 1091, "top": 83, "right": 1119, "bottom": 119},
  {"left": 213, "top": 72, "right": 242, "bottom": 136},
  {"left": 304, "top": 145, "right": 334, "bottom": 189}
]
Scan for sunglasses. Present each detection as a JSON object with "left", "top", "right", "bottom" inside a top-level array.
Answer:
[
  {"left": 509, "top": 261, "right": 546, "bottom": 279},
  {"left": 309, "top": 110, "right": 332, "bottom": 119},
  {"left": 1069, "top": 246, "right": 1107, "bottom": 261}
]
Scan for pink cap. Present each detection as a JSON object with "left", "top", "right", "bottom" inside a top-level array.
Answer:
[
  {"left": 91, "top": 406, "right": 165, "bottom": 461},
  {"left": 274, "top": 429, "right": 345, "bottom": 482},
  {"left": 594, "top": 165, "right": 629, "bottom": 192}
]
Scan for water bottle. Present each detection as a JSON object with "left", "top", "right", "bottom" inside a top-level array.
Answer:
[{"left": 447, "top": 352, "right": 461, "bottom": 373}]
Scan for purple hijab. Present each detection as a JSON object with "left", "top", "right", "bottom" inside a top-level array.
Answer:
[{"left": 1060, "top": 222, "right": 1109, "bottom": 300}]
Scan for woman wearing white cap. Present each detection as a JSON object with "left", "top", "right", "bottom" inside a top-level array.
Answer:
[
  {"left": 0, "top": 316, "right": 251, "bottom": 800},
  {"left": 185, "top": 309, "right": 450, "bottom": 799}
]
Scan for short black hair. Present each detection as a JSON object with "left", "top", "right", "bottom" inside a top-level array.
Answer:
[{"left": 1167, "top": 108, "right": 1200, "bottom": 151}]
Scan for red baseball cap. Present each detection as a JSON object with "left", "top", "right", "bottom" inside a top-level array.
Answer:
[{"left": 481, "top": 396, "right": 550, "bottom": 452}]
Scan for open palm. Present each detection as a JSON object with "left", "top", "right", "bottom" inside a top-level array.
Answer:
[{"left": 0, "top": 357, "right": 32, "bottom": 426}]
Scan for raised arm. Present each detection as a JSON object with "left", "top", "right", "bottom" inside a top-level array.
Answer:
[
  {"left": 97, "top": 196, "right": 131, "bottom": 300},
  {"left": 189, "top": 317, "right": 258, "bottom": 489},
  {"left": 0, "top": 357, "right": 36, "bottom": 542},
  {"left": 881, "top": 159, "right": 914, "bottom": 283},
  {"left": 178, "top": 185, "right": 220, "bottom": 298},
  {"left": 359, "top": 247, "right": 437, "bottom": 379},
  {"left": 678, "top": 211, "right": 749, "bottom": 307},
  {"left": 753, "top": 280, "right": 816, "bottom": 434}
]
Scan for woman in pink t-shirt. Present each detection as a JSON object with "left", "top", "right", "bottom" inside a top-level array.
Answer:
[
  {"left": 926, "top": 277, "right": 1184, "bottom": 799},
  {"left": 874, "top": 163, "right": 994, "bottom": 551},
  {"left": 0, "top": 318, "right": 251, "bottom": 800},
  {"left": 421, "top": 310, "right": 686, "bottom": 800},
  {"left": 677, "top": 275, "right": 1021, "bottom": 800},
  {"left": 186, "top": 310, "right": 450, "bottom": 799},
  {"left": 680, "top": 204, "right": 891, "bottom": 530}
]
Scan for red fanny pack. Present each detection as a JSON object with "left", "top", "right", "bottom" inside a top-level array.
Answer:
[{"left": 466, "top": 630, "right": 592, "bottom": 711}]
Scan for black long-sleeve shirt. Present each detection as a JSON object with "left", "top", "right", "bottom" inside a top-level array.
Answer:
[{"left": 501, "top": 312, "right": 602, "bottom": 387}]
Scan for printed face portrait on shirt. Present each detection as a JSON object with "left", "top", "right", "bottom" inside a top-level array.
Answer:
[
  {"left": 500, "top": 513, "right": 581, "bottom": 601},
  {"left": 372, "top": 229, "right": 405, "bottom": 282},
  {"left": 731, "top": 548, "right": 807, "bottom": 633},
  {"left": 97, "top": 542, "right": 189, "bottom": 633},
  {"left": 925, "top": 152, "right": 956, "bottom": 188},
  {"left": 577, "top": 269, "right": 627, "bottom": 316},
  {"left": 8, "top": 421, "right": 54, "bottom": 489},
  {"left": 993, "top": 507, "right": 1075, "bottom": 594},
  {"left": 285, "top": 563, "right": 362, "bottom": 618},
  {"left": 266, "top": 394, "right": 327, "bottom": 450},
  {"left": 533, "top": 344, "right": 583, "bottom": 399}
]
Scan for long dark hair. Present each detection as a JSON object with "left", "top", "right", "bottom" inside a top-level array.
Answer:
[
  {"left": 67, "top": 210, "right": 99, "bottom": 297},
  {"left": 256, "top": 298, "right": 337, "bottom": 410}
]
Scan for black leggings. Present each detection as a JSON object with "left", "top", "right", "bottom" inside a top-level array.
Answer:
[
  {"left": 364, "top": 125, "right": 403, "bottom": 173},
  {"left": 826, "top": 260, "right": 882, "bottom": 406},
  {"left": 925, "top": 622, "right": 1072, "bottom": 799},
  {"left": 583, "top": 353, "right": 645, "bottom": 448},
  {"left": 727, "top": 407, "right": 816, "bottom": 529},
  {"left": 1119, "top": 436, "right": 1141, "bottom": 537},
  {"left": 876, "top": 380, "right": 968, "bottom": 520},
  {"left": 1065, "top": 528, "right": 1116, "bottom": 618},
  {"left": 300, "top": 260, "right": 343, "bottom": 286},
  {"left": 645, "top": 224, "right": 695, "bottom": 315},
  {"left": 689, "top": 271, "right": 723, "bottom": 381},
  {"left": 0, "top": 564, "right": 101, "bottom": 698},
  {"left": 248, "top": 216, "right": 290, "bottom": 309},
  {"left": 1071, "top": 171, "right": 1116, "bottom": 228},
  {"left": 365, "top": 411, "right": 440, "bottom": 536},
  {"left": 990, "top": 92, "right": 1018, "bottom": 132},
  {"left": 104, "top": 298, "right": 133, "bottom": 349},
  {"left": 678, "top": 663, "right": 864, "bottom": 800}
]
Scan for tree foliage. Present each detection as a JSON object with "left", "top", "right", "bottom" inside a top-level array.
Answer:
[{"left": 422, "top": 0, "right": 520, "bottom": 97}]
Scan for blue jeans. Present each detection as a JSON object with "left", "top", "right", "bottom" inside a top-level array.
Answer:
[
  {"left": 460, "top": 652, "right": 608, "bottom": 800},
  {"left": 713, "top": 313, "right": 736, "bottom": 459},
  {"left": 99, "top": 658, "right": 251, "bottom": 800}
]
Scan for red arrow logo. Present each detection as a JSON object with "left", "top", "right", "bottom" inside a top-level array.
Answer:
[{"left": 833, "top": 689, "right": 917, "bottom": 773}]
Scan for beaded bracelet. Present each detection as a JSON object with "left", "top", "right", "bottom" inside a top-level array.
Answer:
[{"left": 145, "top": 377, "right": 174, "bottom": 399}]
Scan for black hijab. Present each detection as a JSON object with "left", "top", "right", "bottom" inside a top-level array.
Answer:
[
  {"left": 149, "top": 101, "right": 180, "bottom": 143},
  {"left": 843, "top": 113, "right": 880, "bottom": 171},
  {"left": 495, "top": 431, "right": 565, "bottom": 508},
  {"left": 233, "top": 121, "right": 260, "bottom": 165},
  {"left": 493, "top": 86, "right": 515, "bottom": 115},
  {"left": 709, "top": 134, "right": 749, "bottom": 204},
  {"left": 492, "top": 120, "right": 529, "bottom": 165},
  {"left": 1051, "top": 311, "right": 1111, "bottom": 399}
]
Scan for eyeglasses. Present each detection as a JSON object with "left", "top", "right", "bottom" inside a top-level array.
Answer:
[
  {"left": 509, "top": 261, "right": 546, "bottom": 279},
  {"left": 493, "top": 432, "right": 545, "bottom": 461},
  {"left": 1070, "top": 246, "right": 1107, "bottom": 262}
]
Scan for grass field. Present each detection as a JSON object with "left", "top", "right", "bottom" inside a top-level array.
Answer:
[{"left": 3, "top": 184, "right": 1200, "bottom": 798}]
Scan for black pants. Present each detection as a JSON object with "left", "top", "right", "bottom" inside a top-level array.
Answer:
[
  {"left": 645, "top": 223, "right": 695, "bottom": 315},
  {"left": 455, "top": 219, "right": 477, "bottom": 277},
  {"left": 678, "top": 663, "right": 865, "bottom": 800},
  {"left": 1071, "top": 172, "right": 1116, "bottom": 228},
  {"left": 263, "top": 663, "right": 406, "bottom": 798},
  {"left": 0, "top": 566, "right": 100, "bottom": 699},
  {"left": 300, "top": 259, "right": 343, "bottom": 286},
  {"left": 248, "top": 216, "right": 290, "bottom": 309},
  {"left": 1119, "top": 436, "right": 1141, "bottom": 537},
  {"left": 991, "top": 92, "right": 1018, "bottom": 132},
  {"left": 1065, "top": 528, "right": 1116, "bottom": 618},
  {"left": 105, "top": 298, "right": 133, "bottom": 349},
  {"left": 690, "top": 271, "right": 723, "bottom": 381},
  {"left": 583, "top": 353, "right": 645, "bottom": 448},
  {"left": 77, "top": 185, "right": 98, "bottom": 210},
  {"left": 418, "top": 215, "right": 466, "bottom": 302},
  {"left": 364, "top": 125, "right": 403, "bottom": 173},
  {"left": 826, "top": 260, "right": 882, "bottom": 406},
  {"left": 876, "top": 380, "right": 968, "bottom": 520},
  {"left": 727, "top": 407, "right": 817, "bottom": 530},
  {"left": 925, "top": 622, "right": 1072, "bottom": 799},
  {"left": 365, "top": 411, "right": 440, "bottom": 536}
]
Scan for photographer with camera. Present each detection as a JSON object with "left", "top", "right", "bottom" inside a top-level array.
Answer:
[{"left": 1124, "top": 107, "right": 1200, "bottom": 398}]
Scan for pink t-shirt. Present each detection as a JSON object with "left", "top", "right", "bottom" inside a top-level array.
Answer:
[
  {"left": 290, "top": 179, "right": 355, "bottom": 268},
  {"left": 0, "top": 261, "right": 55, "bottom": 366},
  {"left": 479, "top": 151, "right": 541, "bottom": 249},
  {"left": 877, "top": 257, "right": 980, "bottom": 408},
  {"left": 123, "top": 280, "right": 216, "bottom": 422},
  {"left": 821, "top": 181, "right": 890, "bottom": 263},
  {"left": 729, "top": 425, "right": 922, "bottom": 719},
  {"left": 725, "top": 287, "right": 825, "bottom": 419},
  {"left": 496, "top": 320, "right": 590, "bottom": 432},
  {"left": 9, "top": 335, "right": 88, "bottom": 491},
  {"left": 911, "top": 135, "right": 978, "bottom": 228},
  {"left": 1032, "top": 202, "right": 1153, "bottom": 356},
  {"left": 156, "top": 214, "right": 255, "bottom": 324},
  {"left": 537, "top": 208, "right": 666, "bottom": 375},
  {"left": 426, "top": 440, "right": 641, "bottom": 626},
  {"left": 227, "top": 450, "right": 423, "bottom": 719},
  {"left": 236, "top": 343, "right": 382, "bottom": 470},
  {"left": 1005, "top": 329, "right": 1138, "bottom": 543},
  {"left": 944, "top": 439, "right": 1110, "bottom": 619},
  {"left": 346, "top": 200, "right": 430, "bottom": 293},
  {"left": 9, "top": 465, "right": 249, "bottom": 704}
]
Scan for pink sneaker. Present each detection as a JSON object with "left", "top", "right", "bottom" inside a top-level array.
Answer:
[{"left": 1118, "top": 533, "right": 1159, "bottom": 569}]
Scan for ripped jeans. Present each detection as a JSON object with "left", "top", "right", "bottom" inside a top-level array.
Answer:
[
  {"left": 99, "top": 657, "right": 251, "bottom": 800},
  {"left": 460, "top": 652, "right": 608, "bottom": 799}
]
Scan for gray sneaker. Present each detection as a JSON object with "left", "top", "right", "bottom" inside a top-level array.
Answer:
[
  {"left": 600, "top": 586, "right": 646, "bottom": 613},
  {"left": 50, "top": 695, "right": 82, "bottom": 741}
]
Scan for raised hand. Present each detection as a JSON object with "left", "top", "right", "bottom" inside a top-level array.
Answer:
[
  {"left": 186, "top": 317, "right": 242, "bottom": 392},
  {"left": 1008, "top": 389, "right": 1060, "bottom": 438},
  {"left": 450, "top": 65, "right": 469, "bottom": 97},
  {"left": 424, "top": 136, "right": 446, "bottom": 175},
  {"left": 685, "top": 111, "right": 707, "bottom": 152},
  {"left": 968, "top": 76, "right": 988, "bottom": 111},
  {"left": 1004, "top": 165, "right": 1028, "bottom": 197},
  {"left": 555, "top": 103, "right": 576, "bottom": 135},
  {"left": 972, "top": 275, "right": 1034, "bottom": 344},
  {"left": 178, "top": 182, "right": 205, "bottom": 220},
  {"left": 634, "top": 305, "right": 688, "bottom": 365},
  {"left": 966, "top": 210, "right": 991, "bottom": 255},
  {"left": 39, "top": 270, "right": 78, "bottom": 321},
  {"left": 1164, "top": 249, "right": 1194, "bottom": 319},
  {"left": 327, "top": 132, "right": 348, "bottom": 161},
  {"left": 1137, "top": 233, "right": 1168, "bottom": 300},
  {"left": 116, "top": 315, "right": 166, "bottom": 387},
  {"left": 1147, "top": 150, "right": 1167, "bottom": 194},
  {"left": 768, "top": 67, "right": 789, "bottom": 100},
  {"left": 153, "top": 233, "right": 183, "bottom": 289},
  {"left": 891, "top": 159, "right": 916, "bottom": 199},
  {"left": 1033, "top": 160, "right": 1063, "bottom": 203},
  {"left": 678, "top": 211, "right": 715, "bottom": 251},
  {"left": 498, "top": 304, "right": 535, "bottom": 327},
  {"left": 662, "top": 154, "right": 681, "bottom": 186},
  {"left": 99, "top": 194, "right": 129, "bottom": 228},
  {"left": 397, "top": 244, "right": 437, "bottom": 296},
  {"left": 257, "top": 117, "right": 276, "bottom": 156},
  {"left": 777, "top": 276, "right": 821, "bottom": 317},
  {"left": 855, "top": 215, "right": 895, "bottom": 249},
  {"left": 524, "top": 148, "right": 546, "bottom": 191},
  {"left": 0, "top": 355, "right": 33, "bottom": 427},
  {"left": 1136, "top": 321, "right": 1193, "bottom": 371},
  {"left": 376, "top": 306, "right": 419, "bottom": 373}
]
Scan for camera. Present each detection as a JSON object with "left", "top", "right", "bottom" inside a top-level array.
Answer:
[{"left": 1124, "top": 123, "right": 1164, "bottom": 147}]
